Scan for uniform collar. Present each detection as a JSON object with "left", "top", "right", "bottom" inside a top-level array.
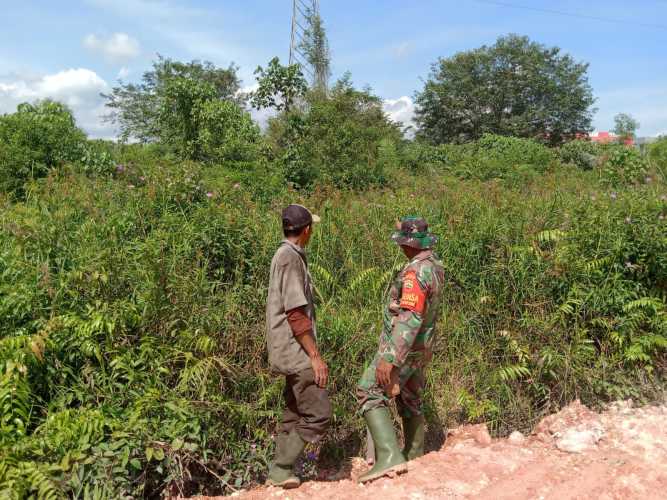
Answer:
[
  {"left": 410, "top": 249, "right": 433, "bottom": 264},
  {"left": 281, "top": 239, "right": 307, "bottom": 260}
]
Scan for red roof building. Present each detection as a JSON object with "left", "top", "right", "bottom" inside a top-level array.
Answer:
[{"left": 589, "top": 131, "right": 634, "bottom": 146}]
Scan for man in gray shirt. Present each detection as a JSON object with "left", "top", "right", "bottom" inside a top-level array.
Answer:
[{"left": 265, "top": 204, "right": 331, "bottom": 488}]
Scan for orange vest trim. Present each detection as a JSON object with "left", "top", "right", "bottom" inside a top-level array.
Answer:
[{"left": 399, "top": 271, "right": 426, "bottom": 314}]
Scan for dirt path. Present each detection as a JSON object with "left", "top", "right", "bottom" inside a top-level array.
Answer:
[{"left": 207, "top": 400, "right": 667, "bottom": 500}]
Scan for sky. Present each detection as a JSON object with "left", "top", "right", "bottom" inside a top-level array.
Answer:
[{"left": 1, "top": 0, "right": 666, "bottom": 139}]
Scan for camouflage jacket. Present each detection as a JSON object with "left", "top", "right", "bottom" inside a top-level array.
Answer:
[{"left": 378, "top": 250, "right": 445, "bottom": 367}]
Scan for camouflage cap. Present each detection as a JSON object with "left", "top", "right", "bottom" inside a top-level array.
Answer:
[{"left": 391, "top": 216, "right": 437, "bottom": 250}]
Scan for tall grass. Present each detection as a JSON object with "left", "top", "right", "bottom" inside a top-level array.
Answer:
[{"left": 0, "top": 157, "right": 665, "bottom": 497}]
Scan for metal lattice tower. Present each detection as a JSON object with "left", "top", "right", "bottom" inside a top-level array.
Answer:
[{"left": 289, "top": 0, "right": 328, "bottom": 89}]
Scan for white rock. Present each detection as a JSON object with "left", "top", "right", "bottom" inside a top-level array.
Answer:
[
  {"left": 508, "top": 431, "right": 526, "bottom": 445},
  {"left": 556, "top": 427, "right": 604, "bottom": 453}
]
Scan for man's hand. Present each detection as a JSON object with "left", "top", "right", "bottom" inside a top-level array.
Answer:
[
  {"left": 376, "top": 357, "right": 395, "bottom": 389},
  {"left": 310, "top": 354, "right": 329, "bottom": 388},
  {"left": 292, "top": 331, "right": 328, "bottom": 388}
]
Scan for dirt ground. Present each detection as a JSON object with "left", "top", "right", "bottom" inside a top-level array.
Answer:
[{"left": 201, "top": 400, "right": 667, "bottom": 500}]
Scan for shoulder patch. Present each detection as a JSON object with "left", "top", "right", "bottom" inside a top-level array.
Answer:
[{"left": 399, "top": 271, "right": 426, "bottom": 314}]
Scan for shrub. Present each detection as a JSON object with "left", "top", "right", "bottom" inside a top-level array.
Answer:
[
  {"left": 559, "top": 140, "right": 600, "bottom": 170},
  {"left": 649, "top": 136, "right": 667, "bottom": 180},
  {"left": 115, "top": 142, "right": 176, "bottom": 166},
  {"left": 75, "top": 140, "right": 116, "bottom": 176},
  {"left": 377, "top": 138, "right": 400, "bottom": 174},
  {"left": 275, "top": 114, "right": 320, "bottom": 188},
  {"left": 305, "top": 78, "right": 401, "bottom": 189},
  {"left": 195, "top": 99, "right": 261, "bottom": 167},
  {"left": 0, "top": 100, "right": 86, "bottom": 196},
  {"left": 399, "top": 142, "right": 450, "bottom": 173},
  {"left": 447, "top": 134, "right": 554, "bottom": 182},
  {"left": 157, "top": 76, "right": 218, "bottom": 159},
  {"left": 600, "top": 146, "right": 648, "bottom": 187},
  {"left": 266, "top": 75, "right": 402, "bottom": 189},
  {"left": 474, "top": 133, "right": 555, "bottom": 170}
]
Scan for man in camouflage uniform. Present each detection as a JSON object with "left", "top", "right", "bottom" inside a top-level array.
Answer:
[{"left": 357, "top": 216, "right": 445, "bottom": 483}]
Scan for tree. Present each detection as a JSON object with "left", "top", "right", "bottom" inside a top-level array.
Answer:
[
  {"left": 250, "top": 57, "right": 308, "bottom": 113},
  {"left": 195, "top": 100, "right": 261, "bottom": 165},
  {"left": 414, "top": 34, "right": 596, "bottom": 146},
  {"left": 103, "top": 56, "right": 241, "bottom": 142},
  {"left": 0, "top": 100, "right": 86, "bottom": 196},
  {"left": 613, "top": 113, "right": 639, "bottom": 142},
  {"left": 155, "top": 76, "right": 259, "bottom": 163},
  {"left": 157, "top": 77, "right": 217, "bottom": 159},
  {"left": 299, "top": 8, "right": 331, "bottom": 91},
  {"left": 266, "top": 74, "right": 402, "bottom": 188}
]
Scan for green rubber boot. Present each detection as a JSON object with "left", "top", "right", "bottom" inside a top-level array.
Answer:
[
  {"left": 266, "top": 430, "right": 306, "bottom": 488},
  {"left": 358, "top": 408, "right": 407, "bottom": 483},
  {"left": 402, "top": 415, "right": 425, "bottom": 460}
]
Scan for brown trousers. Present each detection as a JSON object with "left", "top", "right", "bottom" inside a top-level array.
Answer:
[{"left": 278, "top": 368, "right": 332, "bottom": 443}]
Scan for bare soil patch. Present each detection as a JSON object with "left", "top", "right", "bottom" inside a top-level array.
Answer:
[{"left": 198, "top": 400, "right": 667, "bottom": 500}]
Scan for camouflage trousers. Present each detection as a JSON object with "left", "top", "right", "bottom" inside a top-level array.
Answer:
[{"left": 356, "top": 352, "right": 426, "bottom": 418}]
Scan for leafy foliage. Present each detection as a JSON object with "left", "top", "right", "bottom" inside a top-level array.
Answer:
[
  {"left": 559, "top": 140, "right": 601, "bottom": 170},
  {"left": 613, "top": 113, "right": 640, "bottom": 142},
  {"left": 251, "top": 57, "right": 308, "bottom": 113},
  {"left": 414, "top": 34, "right": 595, "bottom": 146},
  {"left": 298, "top": 7, "right": 331, "bottom": 91},
  {"left": 267, "top": 75, "right": 402, "bottom": 189},
  {"left": 195, "top": 100, "right": 261, "bottom": 166},
  {"left": 75, "top": 140, "right": 116, "bottom": 176},
  {"left": 157, "top": 76, "right": 219, "bottom": 159},
  {"left": 117, "top": 70, "right": 259, "bottom": 165},
  {"left": 473, "top": 134, "right": 554, "bottom": 170},
  {"left": 0, "top": 100, "right": 86, "bottom": 196},
  {"left": 649, "top": 136, "right": 667, "bottom": 180},
  {"left": 1, "top": 151, "right": 665, "bottom": 496},
  {"left": 103, "top": 56, "right": 241, "bottom": 143},
  {"left": 600, "top": 147, "right": 648, "bottom": 187}
]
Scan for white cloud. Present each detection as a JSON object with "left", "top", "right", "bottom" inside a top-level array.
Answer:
[
  {"left": 85, "top": 0, "right": 257, "bottom": 78},
  {"left": 238, "top": 83, "right": 258, "bottom": 95},
  {"left": 248, "top": 106, "right": 276, "bottom": 131},
  {"left": 117, "top": 67, "right": 130, "bottom": 79},
  {"left": 83, "top": 33, "right": 140, "bottom": 63},
  {"left": 0, "top": 69, "right": 115, "bottom": 139},
  {"left": 383, "top": 96, "right": 416, "bottom": 132},
  {"left": 236, "top": 85, "right": 277, "bottom": 130}
]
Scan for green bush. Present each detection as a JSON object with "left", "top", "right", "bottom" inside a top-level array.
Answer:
[
  {"left": 0, "top": 100, "right": 86, "bottom": 196},
  {"left": 600, "top": 146, "right": 648, "bottom": 187},
  {"left": 195, "top": 100, "right": 261, "bottom": 167},
  {"left": 115, "top": 142, "right": 176, "bottom": 166},
  {"left": 559, "top": 140, "right": 600, "bottom": 170},
  {"left": 649, "top": 136, "right": 667, "bottom": 180},
  {"left": 474, "top": 133, "right": 555, "bottom": 171},
  {"left": 399, "top": 142, "right": 450, "bottom": 173},
  {"left": 267, "top": 76, "right": 402, "bottom": 189},
  {"left": 75, "top": 140, "right": 116, "bottom": 176},
  {"left": 446, "top": 134, "right": 554, "bottom": 183}
]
